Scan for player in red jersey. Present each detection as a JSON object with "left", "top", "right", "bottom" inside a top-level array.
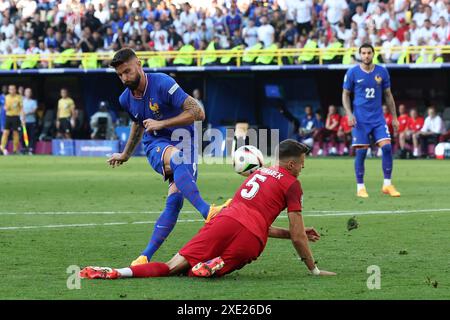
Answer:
[
  {"left": 401, "top": 108, "right": 424, "bottom": 157},
  {"left": 316, "top": 105, "right": 340, "bottom": 155},
  {"left": 396, "top": 104, "right": 410, "bottom": 158},
  {"left": 80, "top": 139, "right": 336, "bottom": 279},
  {"left": 397, "top": 104, "right": 409, "bottom": 134},
  {"left": 337, "top": 113, "right": 352, "bottom": 155}
]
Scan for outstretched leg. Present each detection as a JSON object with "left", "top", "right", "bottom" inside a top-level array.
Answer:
[
  {"left": 134, "top": 184, "right": 184, "bottom": 264},
  {"left": 164, "top": 147, "right": 230, "bottom": 222},
  {"left": 80, "top": 254, "right": 190, "bottom": 279}
]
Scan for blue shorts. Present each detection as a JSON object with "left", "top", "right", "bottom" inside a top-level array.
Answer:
[
  {"left": 352, "top": 122, "right": 391, "bottom": 147},
  {"left": 145, "top": 138, "right": 198, "bottom": 182}
]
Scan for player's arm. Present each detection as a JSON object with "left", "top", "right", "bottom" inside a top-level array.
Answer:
[
  {"left": 342, "top": 88, "right": 355, "bottom": 126},
  {"left": 384, "top": 88, "right": 399, "bottom": 130},
  {"left": 288, "top": 211, "right": 336, "bottom": 276},
  {"left": 143, "top": 95, "right": 205, "bottom": 132},
  {"left": 107, "top": 121, "right": 144, "bottom": 167},
  {"left": 269, "top": 225, "right": 320, "bottom": 242}
]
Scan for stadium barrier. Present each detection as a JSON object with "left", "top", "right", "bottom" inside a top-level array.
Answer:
[
  {"left": 0, "top": 46, "right": 449, "bottom": 71},
  {"left": 51, "top": 139, "right": 120, "bottom": 157}
]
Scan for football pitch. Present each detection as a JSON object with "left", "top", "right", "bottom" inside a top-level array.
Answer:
[{"left": 0, "top": 156, "right": 449, "bottom": 300}]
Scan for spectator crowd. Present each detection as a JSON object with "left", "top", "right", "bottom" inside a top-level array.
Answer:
[
  {"left": 0, "top": 0, "right": 448, "bottom": 68},
  {"left": 293, "top": 103, "right": 450, "bottom": 159}
]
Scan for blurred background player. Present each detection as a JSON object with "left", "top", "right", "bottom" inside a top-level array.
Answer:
[
  {"left": 413, "top": 106, "right": 445, "bottom": 158},
  {"left": 56, "top": 88, "right": 76, "bottom": 139},
  {"left": 396, "top": 104, "right": 410, "bottom": 158},
  {"left": 80, "top": 140, "right": 336, "bottom": 280},
  {"left": 106, "top": 48, "right": 229, "bottom": 266},
  {"left": 315, "top": 105, "right": 340, "bottom": 156},
  {"left": 22, "top": 87, "right": 38, "bottom": 154},
  {"left": 0, "top": 84, "right": 23, "bottom": 155},
  {"left": 293, "top": 105, "right": 319, "bottom": 148},
  {"left": 399, "top": 108, "right": 423, "bottom": 159},
  {"left": 342, "top": 43, "right": 400, "bottom": 198},
  {"left": 337, "top": 111, "right": 352, "bottom": 155}
]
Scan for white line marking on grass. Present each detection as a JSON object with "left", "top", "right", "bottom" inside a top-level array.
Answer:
[
  {"left": 1, "top": 208, "right": 449, "bottom": 231},
  {"left": 1, "top": 208, "right": 450, "bottom": 216},
  {"left": 0, "top": 220, "right": 204, "bottom": 230},
  {"left": 0, "top": 211, "right": 197, "bottom": 215}
]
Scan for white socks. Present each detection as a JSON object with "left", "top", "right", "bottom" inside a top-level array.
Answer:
[
  {"left": 383, "top": 179, "right": 391, "bottom": 186},
  {"left": 116, "top": 267, "right": 133, "bottom": 278},
  {"left": 357, "top": 184, "right": 365, "bottom": 191}
]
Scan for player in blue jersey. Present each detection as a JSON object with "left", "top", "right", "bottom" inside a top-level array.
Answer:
[
  {"left": 107, "top": 48, "right": 230, "bottom": 266},
  {"left": 342, "top": 43, "right": 401, "bottom": 198}
]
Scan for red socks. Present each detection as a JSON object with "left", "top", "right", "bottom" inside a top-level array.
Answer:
[{"left": 130, "top": 262, "right": 170, "bottom": 278}]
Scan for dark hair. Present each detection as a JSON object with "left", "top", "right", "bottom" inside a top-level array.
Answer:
[
  {"left": 276, "top": 139, "right": 311, "bottom": 161},
  {"left": 359, "top": 43, "right": 374, "bottom": 54},
  {"left": 110, "top": 47, "right": 137, "bottom": 68}
]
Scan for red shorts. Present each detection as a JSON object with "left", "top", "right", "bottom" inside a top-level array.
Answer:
[{"left": 179, "top": 215, "right": 264, "bottom": 277}]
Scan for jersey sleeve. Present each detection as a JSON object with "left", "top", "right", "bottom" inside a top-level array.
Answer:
[
  {"left": 159, "top": 73, "right": 189, "bottom": 110},
  {"left": 343, "top": 68, "right": 354, "bottom": 91},
  {"left": 382, "top": 67, "right": 391, "bottom": 90},
  {"left": 286, "top": 180, "right": 303, "bottom": 213},
  {"left": 119, "top": 91, "right": 138, "bottom": 123}
]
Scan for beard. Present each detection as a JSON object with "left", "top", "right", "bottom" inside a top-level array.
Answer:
[{"left": 124, "top": 74, "right": 141, "bottom": 90}]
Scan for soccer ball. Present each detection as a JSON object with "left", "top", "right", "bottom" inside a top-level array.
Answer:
[{"left": 233, "top": 145, "right": 264, "bottom": 176}]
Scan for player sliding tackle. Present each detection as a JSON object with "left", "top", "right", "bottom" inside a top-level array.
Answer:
[
  {"left": 106, "top": 48, "right": 230, "bottom": 267},
  {"left": 342, "top": 43, "right": 400, "bottom": 198},
  {"left": 80, "top": 140, "right": 336, "bottom": 279}
]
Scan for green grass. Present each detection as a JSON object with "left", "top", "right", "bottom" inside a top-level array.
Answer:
[{"left": 0, "top": 155, "right": 449, "bottom": 299}]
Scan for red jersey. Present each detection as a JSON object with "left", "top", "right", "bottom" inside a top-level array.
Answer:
[
  {"left": 398, "top": 114, "right": 410, "bottom": 133},
  {"left": 408, "top": 116, "right": 424, "bottom": 132},
  {"left": 221, "top": 166, "right": 303, "bottom": 245},
  {"left": 384, "top": 112, "right": 393, "bottom": 133},
  {"left": 339, "top": 115, "right": 352, "bottom": 133},
  {"left": 326, "top": 114, "right": 341, "bottom": 132}
]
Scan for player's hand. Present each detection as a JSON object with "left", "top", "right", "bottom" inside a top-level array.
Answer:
[
  {"left": 347, "top": 114, "right": 356, "bottom": 127},
  {"left": 143, "top": 118, "right": 166, "bottom": 132},
  {"left": 107, "top": 152, "right": 129, "bottom": 168},
  {"left": 392, "top": 118, "right": 399, "bottom": 133},
  {"left": 305, "top": 227, "right": 320, "bottom": 242},
  {"left": 318, "top": 270, "right": 337, "bottom": 276}
]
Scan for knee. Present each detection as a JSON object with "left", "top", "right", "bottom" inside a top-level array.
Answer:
[
  {"left": 381, "top": 143, "right": 392, "bottom": 153},
  {"left": 166, "top": 191, "right": 184, "bottom": 212}
]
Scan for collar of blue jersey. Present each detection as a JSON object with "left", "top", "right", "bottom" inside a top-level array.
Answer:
[
  {"left": 359, "top": 64, "right": 376, "bottom": 74},
  {"left": 130, "top": 74, "right": 149, "bottom": 100}
]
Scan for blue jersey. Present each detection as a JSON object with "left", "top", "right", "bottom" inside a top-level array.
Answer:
[
  {"left": 343, "top": 64, "right": 390, "bottom": 125},
  {"left": 119, "top": 73, "right": 191, "bottom": 147},
  {"left": 300, "top": 115, "right": 319, "bottom": 138}
]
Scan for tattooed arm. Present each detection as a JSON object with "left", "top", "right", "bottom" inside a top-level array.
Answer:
[
  {"left": 143, "top": 96, "right": 205, "bottom": 132},
  {"left": 107, "top": 121, "right": 144, "bottom": 167}
]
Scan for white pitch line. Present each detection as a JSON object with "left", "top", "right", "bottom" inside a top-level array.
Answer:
[
  {"left": 0, "top": 208, "right": 450, "bottom": 216},
  {"left": 0, "top": 210, "right": 197, "bottom": 215},
  {"left": 0, "top": 208, "right": 449, "bottom": 231}
]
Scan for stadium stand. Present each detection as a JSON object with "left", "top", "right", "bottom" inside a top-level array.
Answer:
[
  {"left": 0, "top": 0, "right": 449, "bottom": 158},
  {"left": 0, "top": 0, "right": 448, "bottom": 68}
]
